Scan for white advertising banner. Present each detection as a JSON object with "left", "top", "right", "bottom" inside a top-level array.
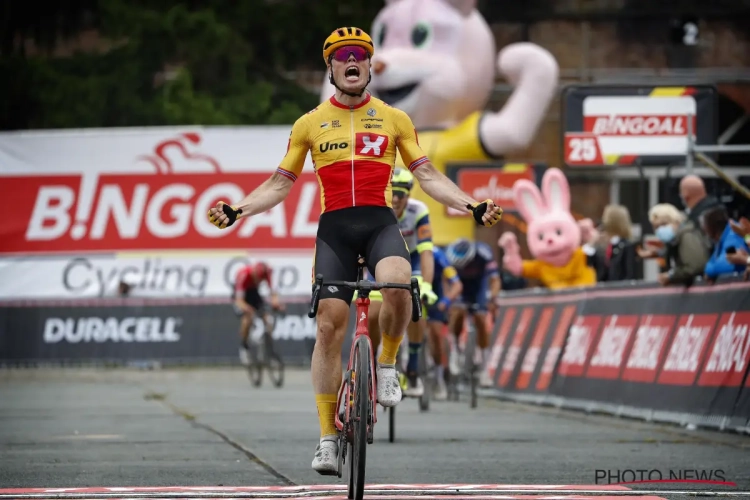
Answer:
[
  {"left": 0, "top": 126, "right": 325, "bottom": 299},
  {"left": 0, "top": 126, "right": 320, "bottom": 256},
  {"left": 0, "top": 251, "right": 313, "bottom": 299}
]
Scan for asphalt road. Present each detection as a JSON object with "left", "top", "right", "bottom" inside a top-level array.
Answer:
[{"left": 1, "top": 367, "right": 748, "bottom": 500}]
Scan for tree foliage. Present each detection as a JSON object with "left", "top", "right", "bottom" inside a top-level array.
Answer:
[{"left": 0, "top": 0, "right": 383, "bottom": 130}]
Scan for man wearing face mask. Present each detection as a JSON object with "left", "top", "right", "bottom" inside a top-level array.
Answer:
[{"left": 647, "top": 203, "right": 709, "bottom": 286}]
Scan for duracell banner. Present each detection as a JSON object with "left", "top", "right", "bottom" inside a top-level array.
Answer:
[{"left": 487, "top": 279, "right": 750, "bottom": 426}]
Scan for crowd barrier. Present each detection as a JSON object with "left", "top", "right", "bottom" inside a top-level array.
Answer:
[
  {"left": 0, "top": 297, "right": 350, "bottom": 368},
  {"left": 1, "top": 279, "right": 749, "bottom": 433},
  {"left": 486, "top": 278, "right": 750, "bottom": 433}
]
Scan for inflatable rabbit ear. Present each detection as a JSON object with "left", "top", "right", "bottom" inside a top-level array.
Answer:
[
  {"left": 441, "top": 0, "right": 476, "bottom": 16},
  {"left": 541, "top": 168, "right": 571, "bottom": 214},
  {"left": 513, "top": 179, "right": 546, "bottom": 224}
]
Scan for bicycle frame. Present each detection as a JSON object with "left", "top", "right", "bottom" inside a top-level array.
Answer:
[
  {"left": 308, "top": 262, "right": 422, "bottom": 439},
  {"left": 334, "top": 291, "right": 378, "bottom": 434}
]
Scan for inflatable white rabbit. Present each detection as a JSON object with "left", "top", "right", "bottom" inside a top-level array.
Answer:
[
  {"left": 498, "top": 168, "right": 597, "bottom": 289},
  {"left": 319, "top": 0, "right": 559, "bottom": 245}
]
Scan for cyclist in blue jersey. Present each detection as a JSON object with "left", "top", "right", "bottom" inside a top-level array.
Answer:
[
  {"left": 425, "top": 246, "right": 463, "bottom": 400},
  {"left": 444, "top": 238, "right": 501, "bottom": 388}
]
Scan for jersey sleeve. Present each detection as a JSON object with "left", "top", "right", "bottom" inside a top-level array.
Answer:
[
  {"left": 276, "top": 116, "right": 310, "bottom": 182},
  {"left": 234, "top": 269, "right": 247, "bottom": 293},
  {"left": 434, "top": 250, "right": 459, "bottom": 283},
  {"left": 415, "top": 210, "right": 434, "bottom": 253},
  {"left": 393, "top": 109, "right": 430, "bottom": 172},
  {"left": 442, "top": 265, "right": 460, "bottom": 284}
]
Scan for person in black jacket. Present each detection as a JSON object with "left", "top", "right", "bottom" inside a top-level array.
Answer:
[
  {"left": 679, "top": 175, "right": 722, "bottom": 233},
  {"left": 597, "top": 204, "right": 638, "bottom": 282}
]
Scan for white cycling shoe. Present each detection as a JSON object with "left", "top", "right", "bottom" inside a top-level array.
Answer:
[
  {"left": 311, "top": 436, "right": 338, "bottom": 476},
  {"left": 403, "top": 373, "right": 424, "bottom": 398},
  {"left": 479, "top": 369, "right": 494, "bottom": 388},
  {"left": 238, "top": 346, "right": 250, "bottom": 366},
  {"left": 433, "top": 380, "right": 448, "bottom": 401},
  {"left": 376, "top": 364, "right": 402, "bottom": 407}
]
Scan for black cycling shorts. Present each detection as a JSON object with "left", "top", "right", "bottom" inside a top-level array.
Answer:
[
  {"left": 244, "top": 288, "right": 265, "bottom": 310},
  {"left": 313, "top": 206, "right": 411, "bottom": 304}
]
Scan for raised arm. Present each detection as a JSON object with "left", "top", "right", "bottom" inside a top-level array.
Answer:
[
  {"left": 239, "top": 117, "right": 310, "bottom": 218},
  {"left": 234, "top": 173, "right": 294, "bottom": 219},
  {"left": 207, "top": 117, "right": 310, "bottom": 228},
  {"left": 413, "top": 163, "right": 476, "bottom": 214},
  {"left": 393, "top": 109, "right": 501, "bottom": 225}
]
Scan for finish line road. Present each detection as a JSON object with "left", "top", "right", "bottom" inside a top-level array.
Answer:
[{"left": 1, "top": 368, "right": 748, "bottom": 500}]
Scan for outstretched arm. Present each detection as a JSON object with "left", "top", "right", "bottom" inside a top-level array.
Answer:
[
  {"left": 234, "top": 113, "right": 310, "bottom": 219},
  {"left": 413, "top": 162, "right": 476, "bottom": 214},
  {"left": 234, "top": 173, "right": 294, "bottom": 219}
]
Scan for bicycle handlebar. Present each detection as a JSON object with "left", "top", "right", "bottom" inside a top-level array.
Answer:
[{"left": 308, "top": 273, "right": 423, "bottom": 323}]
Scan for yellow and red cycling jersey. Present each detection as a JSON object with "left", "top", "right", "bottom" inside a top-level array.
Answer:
[{"left": 276, "top": 94, "right": 429, "bottom": 213}]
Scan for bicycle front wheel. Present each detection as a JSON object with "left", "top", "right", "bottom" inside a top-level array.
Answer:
[
  {"left": 464, "top": 328, "right": 478, "bottom": 409},
  {"left": 418, "top": 342, "right": 430, "bottom": 412},
  {"left": 267, "top": 351, "right": 284, "bottom": 388},
  {"left": 247, "top": 346, "right": 263, "bottom": 388},
  {"left": 349, "top": 338, "right": 370, "bottom": 500}
]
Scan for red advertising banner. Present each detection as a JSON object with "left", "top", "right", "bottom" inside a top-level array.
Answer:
[{"left": 488, "top": 279, "right": 750, "bottom": 431}]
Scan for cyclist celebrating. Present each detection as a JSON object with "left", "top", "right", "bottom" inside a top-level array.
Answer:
[
  {"left": 207, "top": 26, "right": 502, "bottom": 476},
  {"left": 233, "top": 262, "right": 282, "bottom": 365},
  {"left": 444, "top": 238, "right": 501, "bottom": 388},
  {"left": 361, "top": 167, "right": 438, "bottom": 398},
  {"left": 425, "top": 246, "right": 462, "bottom": 400}
]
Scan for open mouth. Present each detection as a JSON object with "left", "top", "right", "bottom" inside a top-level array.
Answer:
[
  {"left": 541, "top": 248, "right": 568, "bottom": 260},
  {"left": 377, "top": 83, "right": 418, "bottom": 105},
  {"left": 345, "top": 66, "right": 360, "bottom": 82}
]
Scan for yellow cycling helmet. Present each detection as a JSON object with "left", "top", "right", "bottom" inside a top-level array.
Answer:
[
  {"left": 392, "top": 168, "right": 414, "bottom": 192},
  {"left": 323, "top": 27, "right": 374, "bottom": 64}
]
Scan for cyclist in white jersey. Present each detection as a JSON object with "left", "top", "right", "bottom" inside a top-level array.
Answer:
[{"left": 362, "top": 168, "right": 438, "bottom": 397}]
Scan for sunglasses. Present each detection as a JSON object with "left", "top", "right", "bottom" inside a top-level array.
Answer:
[
  {"left": 392, "top": 190, "right": 409, "bottom": 199},
  {"left": 332, "top": 45, "right": 371, "bottom": 62}
]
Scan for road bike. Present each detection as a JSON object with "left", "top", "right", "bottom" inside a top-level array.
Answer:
[
  {"left": 308, "top": 259, "right": 422, "bottom": 500},
  {"left": 246, "top": 308, "right": 285, "bottom": 388},
  {"left": 446, "top": 303, "right": 481, "bottom": 409},
  {"left": 387, "top": 335, "right": 431, "bottom": 444}
]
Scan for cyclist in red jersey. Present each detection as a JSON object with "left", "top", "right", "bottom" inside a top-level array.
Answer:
[
  {"left": 233, "top": 262, "right": 282, "bottom": 365},
  {"left": 207, "top": 27, "right": 502, "bottom": 475}
]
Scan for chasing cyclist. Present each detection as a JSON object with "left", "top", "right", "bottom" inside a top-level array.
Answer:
[
  {"left": 444, "top": 238, "right": 501, "bottom": 388},
  {"left": 362, "top": 168, "right": 438, "bottom": 398},
  {"left": 207, "top": 27, "right": 502, "bottom": 476},
  {"left": 233, "top": 262, "right": 283, "bottom": 365},
  {"left": 425, "top": 246, "right": 463, "bottom": 400}
]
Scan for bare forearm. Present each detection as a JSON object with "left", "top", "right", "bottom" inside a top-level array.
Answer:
[
  {"left": 236, "top": 173, "right": 293, "bottom": 218},
  {"left": 446, "top": 281, "right": 462, "bottom": 301},
  {"left": 415, "top": 164, "right": 476, "bottom": 213},
  {"left": 489, "top": 275, "right": 501, "bottom": 296}
]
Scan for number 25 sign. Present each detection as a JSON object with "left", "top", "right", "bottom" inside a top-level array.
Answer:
[{"left": 564, "top": 133, "right": 603, "bottom": 166}]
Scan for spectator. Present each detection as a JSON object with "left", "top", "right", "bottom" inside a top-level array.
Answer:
[
  {"left": 647, "top": 203, "right": 708, "bottom": 286},
  {"left": 730, "top": 216, "right": 750, "bottom": 245},
  {"left": 701, "top": 206, "right": 750, "bottom": 281},
  {"left": 679, "top": 175, "right": 722, "bottom": 231},
  {"left": 597, "top": 204, "right": 637, "bottom": 282},
  {"left": 728, "top": 215, "right": 750, "bottom": 281}
]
